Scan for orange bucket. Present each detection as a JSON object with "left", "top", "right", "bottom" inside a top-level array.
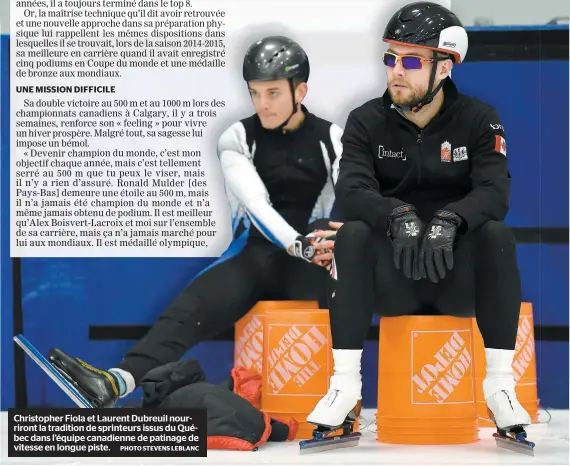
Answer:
[
  {"left": 472, "top": 302, "right": 539, "bottom": 426},
  {"left": 234, "top": 301, "right": 318, "bottom": 375},
  {"left": 376, "top": 315, "right": 479, "bottom": 444},
  {"left": 375, "top": 415, "right": 476, "bottom": 429},
  {"left": 260, "top": 309, "right": 359, "bottom": 439},
  {"left": 376, "top": 432, "right": 478, "bottom": 445}
]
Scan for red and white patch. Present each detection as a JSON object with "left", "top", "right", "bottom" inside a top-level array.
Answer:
[
  {"left": 495, "top": 135, "right": 507, "bottom": 156},
  {"left": 441, "top": 141, "right": 451, "bottom": 162}
]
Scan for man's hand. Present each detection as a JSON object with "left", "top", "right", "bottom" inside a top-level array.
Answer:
[
  {"left": 288, "top": 221, "right": 343, "bottom": 270},
  {"left": 419, "top": 210, "right": 463, "bottom": 283},
  {"left": 307, "top": 221, "right": 343, "bottom": 270},
  {"left": 288, "top": 235, "right": 317, "bottom": 263},
  {"left": 387, "top": 205, "right": 423, "bottom": 280}
]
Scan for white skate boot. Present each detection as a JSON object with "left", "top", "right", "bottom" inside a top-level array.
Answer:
[
  {"left": 300, "top": 349, "right": 363, "bottom": 454},
  {"left": 483, "top": 348, "right": 535, "bottom": 456}
]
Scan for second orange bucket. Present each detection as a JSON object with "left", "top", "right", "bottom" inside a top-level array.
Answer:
[
  {"left": 260, "top": 309, "right": 359, "bottom": 439},
  {"left": 376, "top": 315, "right": 479, "bottom": 444},
  {"left": 234, "top": 301, "right": 318, "bottom": 375}
]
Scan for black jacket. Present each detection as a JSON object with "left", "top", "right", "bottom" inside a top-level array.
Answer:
[
  {"left": 335, "top": 78, "right": 510, "bottom": 233},
  {"left": 217, "top": 105, "right": 342, "bottom": 249}
]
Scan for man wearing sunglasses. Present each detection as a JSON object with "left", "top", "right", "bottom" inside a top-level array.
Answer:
[
  {"left": 47, "top": 36, "right": 343, "bottom": 409},
  {"left": 306, "top": 1, "right": 533, "bottom": 452}
]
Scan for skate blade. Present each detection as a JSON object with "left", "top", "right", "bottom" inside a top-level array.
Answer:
[
  {"left": 493, "top": 434, "right": 535, "bottom": 457},
  {"left": 299, "top": 432, "right": 361, "bottom": 455},
  {"left": 13, "top": 334, "right": 93, "bottom": 408}
]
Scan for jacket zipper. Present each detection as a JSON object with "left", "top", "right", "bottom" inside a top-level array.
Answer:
[{"left": 417, "top": 130, "right": 423, "bottom": 184}]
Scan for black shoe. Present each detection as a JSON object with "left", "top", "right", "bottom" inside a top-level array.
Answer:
[{"left": 48, "top": 348, "right": 119, "bottom": 408}]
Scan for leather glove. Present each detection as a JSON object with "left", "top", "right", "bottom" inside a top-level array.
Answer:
[
  {"left": 387, "top": 204, "right": 423, "bottom": 280},
  {"left": 290, "top": 235, "right": 317, "bottom": 263},
  {"left": 419, "top": 210, "right": 463, "bottom": 283}
]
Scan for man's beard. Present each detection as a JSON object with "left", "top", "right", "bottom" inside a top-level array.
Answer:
[{"left": 388, "top": 83, "right": 426, "bottom": 107}]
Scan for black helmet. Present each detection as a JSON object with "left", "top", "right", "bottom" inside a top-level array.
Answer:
[
  {"left": 382, "top": 2, "right": 467, "bottom": 112},
  {"left": 243, "top": 36, "right": 310, "bottom": 83},
  {"left": 383, "top": 2, "right": 468, "bottom": 63},
  {"left": 242, "top": 36, "right": 310, "bottom": 131}
]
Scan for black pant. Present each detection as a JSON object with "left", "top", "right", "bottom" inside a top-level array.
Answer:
[
  {"left": 116, "top": 219, "right": 332, "bottom": 384},
  {"left": 329, "top": 220, "right": 521, "bottom": 351}
]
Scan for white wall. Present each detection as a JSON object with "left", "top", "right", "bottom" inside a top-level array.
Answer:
[
  {"left": 1, "top": 2, "right": 8, "bottom": 35},
  {"left": 3, "top": 0, "right": 568, "bottom": 35},
  {"left": 451, "top": 0, "right": 569, "bottom": 25}
]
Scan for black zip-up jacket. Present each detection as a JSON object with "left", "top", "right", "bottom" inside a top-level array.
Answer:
[
  {"left": 335, "top": 78, "right": 511, "bottom": 234},
  {"left": 217, "top": 105, "right": 342, "bottom": 249}
]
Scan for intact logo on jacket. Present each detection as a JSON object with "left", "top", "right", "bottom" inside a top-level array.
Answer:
[{"left": 378, "top": 145, "right": 406, "bottom": 161}]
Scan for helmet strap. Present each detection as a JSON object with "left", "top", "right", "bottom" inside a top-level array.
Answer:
[
  {"left": 249, "top": 78, "right": 303, "bottom": 132},
  {"left": 274, "top": 77, "right": 300, "bottom": 132},
  {"left": 396, "top": 51, "right": 447, "bottom": 113},
  {"left": 412, "top": 52, "right": 449, "bottom": 112}
]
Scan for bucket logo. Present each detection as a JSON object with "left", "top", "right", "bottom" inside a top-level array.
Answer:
[
  {"left": 266, "top": 324, "right": 328, "bottom": 395},
  {"left": 411, "top": 330, "right": 473, "bottom": 404},
  {"left": 513, "top": 316, "right": 534, "bottom": 383},
  {"left": 234, "top": 315, "right": 264, "bottom": 374}
]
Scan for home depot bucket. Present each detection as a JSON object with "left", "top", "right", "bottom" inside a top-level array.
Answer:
[
  {"left": 260, "top": 309, "right": 359, "bottom": 439},
  {"left": 473, "top": 302, "right": 539, "bottom": 427},
  {"left": 376, "top": 315, "right": 479, "bottom": 445},
  {"left": 234, "top": 301, "right": 318, "bottom": 375}
]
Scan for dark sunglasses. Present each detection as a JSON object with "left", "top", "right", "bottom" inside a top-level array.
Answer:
[{"left": 382, "top": 51, "right": 434, "bottom": 70}]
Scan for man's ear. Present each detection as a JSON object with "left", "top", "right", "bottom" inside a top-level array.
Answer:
[
  {"left": 440, "top": 59, "right": 453, "bottom": 79},
  {"left": 295, "top": 82, "right": 308, "bottom": 104}
]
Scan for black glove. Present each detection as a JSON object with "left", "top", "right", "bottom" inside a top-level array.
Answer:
[
  {"left": 387, "top": 204, "right": 423, "bottom": 280},
  {"left": 419, "top": 210, "right": 463, "bottom": 283},
  {"left": 290, "top": 235, "right": 317, "bottom": 263}
]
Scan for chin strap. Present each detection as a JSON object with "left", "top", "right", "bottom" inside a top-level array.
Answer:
[
  {"left": 396, "top": 51, "right": 448, "bottom": 113},
  {"left": 274, "top": 78, "right": 299, "bottom": 132}
]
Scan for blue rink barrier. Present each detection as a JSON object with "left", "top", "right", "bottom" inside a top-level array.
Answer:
[{"left": 1, "top": 26, "right": 569, "bottom": 410}]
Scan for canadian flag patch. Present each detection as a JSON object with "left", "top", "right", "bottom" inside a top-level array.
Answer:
[{"left": 495, "top": 135, "right": 507, "bottom": 156}]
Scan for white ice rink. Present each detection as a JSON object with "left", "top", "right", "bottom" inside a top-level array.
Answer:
[{"left": 2, "top": 409, "right": 568, "bottom": 465}]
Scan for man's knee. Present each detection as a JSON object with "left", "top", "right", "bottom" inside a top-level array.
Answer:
[{"left": 336, "top": 221, "right": 373, "bottom": 254}]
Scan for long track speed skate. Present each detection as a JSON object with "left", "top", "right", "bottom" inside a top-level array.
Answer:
[
  {"left": 14, "top": 334, "right": 120, "bottom": 408},
  {"left": 299, "top": 401, "right": 362, "bottom": 454},
  {"left": 14, "top": 334, "right": 94, "bottom": 408},
  {"left": 488, "top": 408, "right": 535, "bottom": 456}
]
